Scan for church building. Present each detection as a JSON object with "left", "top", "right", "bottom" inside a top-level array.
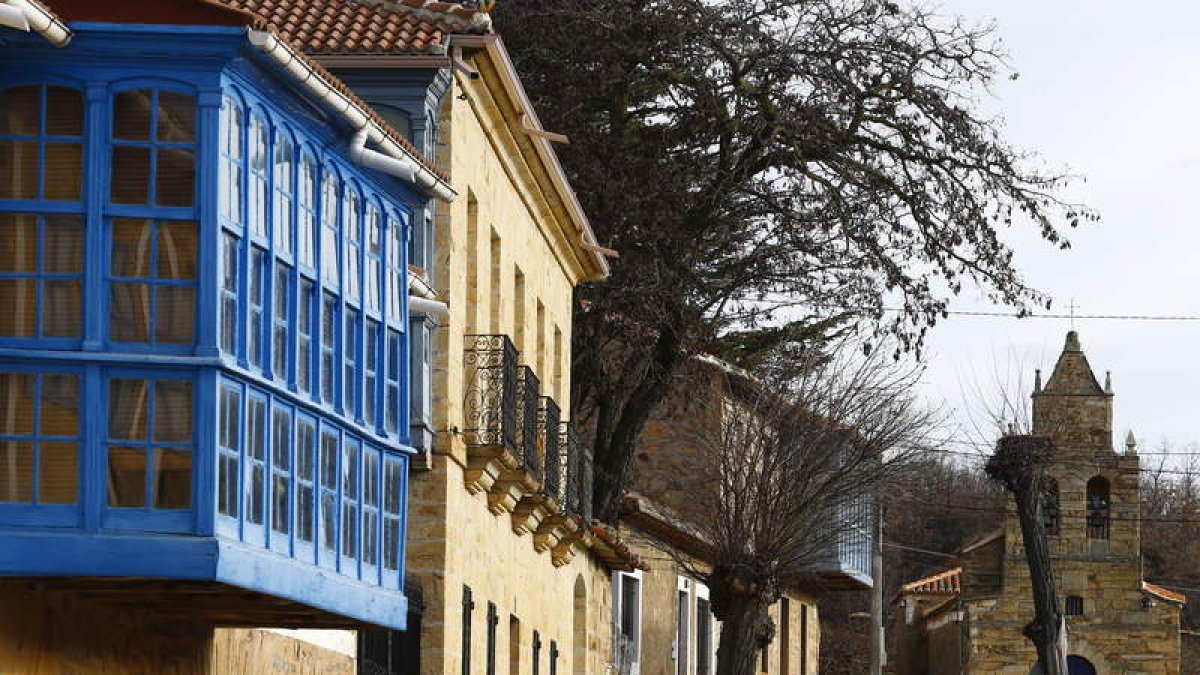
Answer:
[{"left": 893, "top": 331, "right": 1184, "bottom": 675}]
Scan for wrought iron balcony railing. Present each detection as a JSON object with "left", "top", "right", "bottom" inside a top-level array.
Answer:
[
  {"left": 516, "top": 366, "right": 541, "bottom": 479},
  {"left": 537, "top": 396, "right": 561, "bottom": 496},
  {"left": 463, "top": 335, "right": 518, "bottom": 452},
  {"left": 561, "top": 421, "right": 593, "bottom": 522}
]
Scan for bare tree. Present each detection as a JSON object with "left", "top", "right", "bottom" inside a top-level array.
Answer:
[
  {"left": 985, "top": 435, "right": 1068, "bottom": 675},
  {"left": 495, "top": 0, "right": 1096, "bottom": 522},
  {"left": 652, "top": 340, "right": 937, "bottom": 675}
]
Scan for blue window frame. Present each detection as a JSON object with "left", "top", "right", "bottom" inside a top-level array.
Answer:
[
  {"left": 273, "top": 131, "right": 295, "bottom": 260},
  {"left": 298, "top": 154, "right": 317, "bottom": 269},
  {"left": 247, "top": 246, "right": 267, "bottom": 367},
  {"left": 383, "top": 453, "right": 405, "bottom": 578},
  {"left": 273, "top": 261, "right": 292, "bottom": 382},
  {"left": 0, "top": 84, "right": 85, "bottom": 203},
  {"left": 0, "top": 371, "right": 80, "bottom": 505},
  {"left": 270, "top": 403, "right": 292, "bottom": 541},
  {"left": 386, "top": 328, "right": 402, "bottom": 436},
  {"left": 365, "top": 320, "right": 379, "bottom": 428},
  {"left": 298, "top": 278, "right": 315, "bottom": 395},
  {"left": 321, "top": 291, "right": 337, "bottom": 405},
  {"left": 362, "top": 445, "right": 380, "bottom": 571},
  {"left": 341, "top": 436, "right": 360, "bottom": 568},
  {"left": 217, "top": 383, "right": 240, "bottom": 518},
  {"left": 245, "top": 391, "right": 267, "bottom": 528},
  {"left": 110, "top": 89, "right": 196, "bottom": 208},
  {"left": 109, "top": 217, "right": 198, "bottom": 345},
  {"left": 344, "top": 306, "right": 360, "bottom": 419},
  {"left": 320, "top": 169, "right": 340, "bottom": 288},
  {"left": 319, "top": 424, "right": 339, "bottom": 557},
  {"left": 296, "top": 413, "right": 317, "bottom": 549},
  {"left": 106, "top": 376, "right": 194, "bottom": 512},
  {"left": 219, "top": 96, "right": 244, "bottom": 228},
  {"left": 0, "top": 213, "right": 84, "bottom": 341},
  {"left": 247, "top": 112, "right": 268, "bottom": 239}
]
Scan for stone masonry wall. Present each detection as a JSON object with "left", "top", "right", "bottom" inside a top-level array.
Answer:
[{"left": 406, "top": 48, "right": 617, "bottom": 675}]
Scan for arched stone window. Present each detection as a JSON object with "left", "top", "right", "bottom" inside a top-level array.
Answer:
[
  {"left": 1086, "top": 476, "right": 1110, "bottom": 540},
  {"left": 1041, "top": 478, "right": 1060, "bottom": 535}
]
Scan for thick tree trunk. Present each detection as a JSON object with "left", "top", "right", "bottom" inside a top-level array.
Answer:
[
  {"left": 986, "top": 436, "right": 1068, "bottom": 675},
  {"left": 709, "top": 566, "right": 777, "bottom": 675}
]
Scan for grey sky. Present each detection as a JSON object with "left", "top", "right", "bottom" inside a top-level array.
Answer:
[{"left": 916, "top": 0, "right": 1200, "bottom": 461}]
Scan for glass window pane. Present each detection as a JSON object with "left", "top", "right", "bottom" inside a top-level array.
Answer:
[
  {"left": 40, "top": 441, "right": 77, "bottom": 504},
  {"left": 110, "top": 146, "right": 151, "bottom": 204},
  {"left": 156, "top": 147, "right": 195, "bottom": 206},
  {"left": 384, "top": 518, "right": 400, "bottom": 570},
  {"left": 113, "top": 90, "right": 152, "bottom": 141},
  {"left": 154, "top": 379, "right": 192, "bottom": 442},
  {"left": 298, "top": 421, "right": 315, "bottom": 477},
  {"left": 40, "top": 374, "right": 78, "bottom": 436},
  {"left": 154, "top": 447, "right": 191, "bottom": 509},
  {"left": 107, "top": 446, "right": 146, "bottom": 506},
  {"left": 157, "top": 221, "right": 198, "bottom": 280},
  {"left": 45, "top": 87, "right": 83, "bottom": 137},
  {"left": 0, "top": 279, "right": 35, "bottom": 337},
  {"left": 0, "top": 213, "right": 35, "bottom": 273},
  {"left": 108, "top": 378, "right": 148, "bottom": 440},
  {"left": 0, "top": 373, "right": 34, "bottom": 435},
  {"left": 272, "top": 408, "right": 291, "bottom": 533},
  {"left": 0, "top": 441, "right": 33, "bottom": 502},
  {"left": 0, "top": 86, "right": 40, "bottom": 135},
  {"left": 298, "top": 484, "right": 314, "bottom": 543},
  {"left": 157, "top": 92, "right": 196, "bottom": 143},
  {"left": 155, "top": 285, "right": 195, "bottom": 344},
  {"left": 384, "top": 457, "right": 402, "bottom": 514},
  {"left": 111, "top": 219, "right": 152, "bottom": 278},
  {"left": 219, "top": 453, "right": 238, "bottom": 517},
  {"left": 0, "top": 140, "right": 38, "bottom": 199},
  {"left": 364, "top": 450, "right": 379, "bottom": 507},
  {"left": 43, "top": 142, "right": 82, "bottom": 201},
  {"left": 248, "top": 399, "right": 266, "bottom": 460},
  {"left": 42, "top": 280, "right": 81, "bottom": 338},
  {"left": 110, "top": 282, "right": 150, "bottom": 342},
  {"left": 44, "top": 215, "right": 84, "bottom": 273}
]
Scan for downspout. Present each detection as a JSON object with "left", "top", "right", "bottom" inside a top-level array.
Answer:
[
  {"left": 0, "top": 0, "right": 71, "bottom": 46},
  {"left": 245, "top": 29, "right": 456, "bottom": 202}
]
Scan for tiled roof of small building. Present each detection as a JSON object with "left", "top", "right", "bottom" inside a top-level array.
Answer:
[
  {"left": 1143, "top": 581, "right": 1187, "bottom": 605},
  {"left": 220, "top": 0, "right": 491, "bottom": 54},
  {"left": 900, "top": 567, "right": 962, "bottom": 596}
]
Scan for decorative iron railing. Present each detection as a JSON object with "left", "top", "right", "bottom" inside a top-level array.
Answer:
[
  {"left": 463, "top": 335, "right": 518, "bottom": 452},
  {"left": 536, "top": 396, "right": 561, "bottom": 495},
  {"left": 515, "top": 366, "right": 541, "bottom": 477},
  {"left": 562, "top": 421, "right": 593, "bottom": 522}
]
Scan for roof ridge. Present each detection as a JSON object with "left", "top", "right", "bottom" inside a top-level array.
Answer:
[{"left": 355, "top": 0, "right": 492, "bottom": 34}]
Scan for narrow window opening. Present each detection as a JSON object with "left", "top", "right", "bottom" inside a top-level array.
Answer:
[{"left": 1087, "top": 476, "right": 1111, "bottom": 540}]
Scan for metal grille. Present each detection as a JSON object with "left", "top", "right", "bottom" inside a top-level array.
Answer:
[
  {"left": 562, "top": 423, "right": 594, "bottom": 523},
  {"left": 516, "top": 366, "right": 541, "bottom": 477},
  {"left": 537, "top": 396, "right": 561, "bottom": 492},
  {"left": 463, "top": 335, "right": 517, "bottom": 452}
]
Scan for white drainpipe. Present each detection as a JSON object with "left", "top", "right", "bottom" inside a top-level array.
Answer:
[
  {"left": 409, "top": 296, "right": 449, "bottom": 318},
  {"left": 0, "top": 0, "right": 70, "bottom": 46},
  {"left": 246, "top": 29, "right": 455, "bottom": 202}
]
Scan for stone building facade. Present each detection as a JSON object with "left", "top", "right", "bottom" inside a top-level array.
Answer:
[{"left": 893, "top": 331, "right": 1184, "bottom": 675}]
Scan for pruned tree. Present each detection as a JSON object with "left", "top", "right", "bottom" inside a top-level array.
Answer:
[
  {"left": 985, "top": 435, "right": 1068, "bottom": 675},
  {"left": 658, "top": 340, "right": 936, "bottom": 675},
  {"left": 494, "top": 0, "right": 1096, "bottom": 521}
]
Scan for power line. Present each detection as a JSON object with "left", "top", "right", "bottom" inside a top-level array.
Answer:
[
  {"left": 886, "top": 495, "right": 1200, "bottom": 526},
  {"left": 879, "top": 307, "right": 1200, "bottom": 322},
  {"left": 883, "top": 541, "right": 958, "bottom": 559}
]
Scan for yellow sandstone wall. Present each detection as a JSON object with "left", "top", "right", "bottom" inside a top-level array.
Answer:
[{"left": 406, "top": 46, "right": 616, "bottom": 675}]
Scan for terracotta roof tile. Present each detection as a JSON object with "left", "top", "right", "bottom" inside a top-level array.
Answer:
[
  {"left": 1143, "top": 581, "right": 1187, "bottom": 605},
  {"left": 220, "top": 0, "right": 490, "bottom": 55},
  {"left": 900, "top": 567, "right": 962, "bottom": 596}
]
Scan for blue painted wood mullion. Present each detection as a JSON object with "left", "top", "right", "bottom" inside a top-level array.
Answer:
[
  {"left": 196, "top": 88, "right": 223, "bottom": 358},
  {"left": 83, "top": 83, "right": 108, "bottom": 351}
]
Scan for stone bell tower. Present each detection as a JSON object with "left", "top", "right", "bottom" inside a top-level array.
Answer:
[{"left": 1031, "top": 330, "right": 1113, "bottom": 451}]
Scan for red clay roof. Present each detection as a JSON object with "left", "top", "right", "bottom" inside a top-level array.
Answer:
[
  {"left": 219, "top": 0, "right": 490, "bottom": 54},
  {"left": 1143, "top": 581, "right": 1188, "bottom": 605},
  {"left": 900, "top": 567, "right": 962, "bottom": 596}
]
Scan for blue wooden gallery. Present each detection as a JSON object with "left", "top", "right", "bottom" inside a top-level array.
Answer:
[{"left": 0, "top": 1, "right": 448, "bottom": 630}]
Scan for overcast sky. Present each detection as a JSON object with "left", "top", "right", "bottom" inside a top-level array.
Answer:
[{"left": 913, "top": 0, "right": 1200, "bottom": 463}]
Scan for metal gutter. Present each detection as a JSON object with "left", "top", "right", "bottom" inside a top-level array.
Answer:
[
  {"left": 1, "top": 0, "right": 71, "bottom": 46},
  {"left": 246, "top": 28, "right": 456, "bottom": 202}
]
